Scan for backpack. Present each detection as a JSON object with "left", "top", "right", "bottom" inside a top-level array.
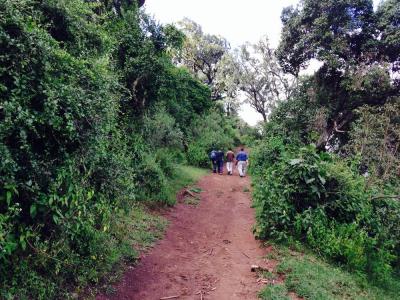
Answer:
[{"left": 210, "top": 150, "right": 217, "bottom": 160}]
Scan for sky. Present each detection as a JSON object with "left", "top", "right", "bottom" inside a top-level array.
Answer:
[{"left": 143, "top": 0, "right": 379, "bottom": 126}]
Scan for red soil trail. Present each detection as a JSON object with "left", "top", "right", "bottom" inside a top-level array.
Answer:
[{"left": 97, "top": 173, "right": 274, "bottom": 300}]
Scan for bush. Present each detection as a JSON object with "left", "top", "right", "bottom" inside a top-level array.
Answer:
[
  {"left": 186, "top": 142, "right": 211, "bottom": 168},
  {"left": 346, "top": 100, "right": 400, "bottom": 188},
  {"left": 142, "top": 107, "right": 184, "bottom": 150},
  {"left": 252, "top": 139, "right": 399, "bottom": 281},
  {"left": 0, "top": 0, "right": 215, "bottom": 297},
  {"left": 135, "top": 153, "right": 168, "bottom": 203},
  {"left": 0, "top": 2, "right": 126, "bottom": 292},
  {"left": 186, "top": 111, "right": 237, "bottom": 167}
]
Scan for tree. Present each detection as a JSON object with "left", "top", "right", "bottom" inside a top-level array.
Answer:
[
  {"left": 214, "top": 53, "right": 241, "bottom": 116},
  {"left": 234, "top": 38, "right": 295, "bottom": 121},
  {"left": 276, "top": 0, "right": 399, "bottom": 148},
  {"left": 174, "top": 18, "right": 230, "bottom": 100},
  {"left": 0, "top": 0, "right": 217, "bottom": 296},
  {"left": 277, "top": 0, "right": 377, "bottom": 75},
  {"left": 376, "top": 0, "right": 400, "bottom": 75},
  {"left": 94, "top": 0, "right": 145, "bottom": 15}
]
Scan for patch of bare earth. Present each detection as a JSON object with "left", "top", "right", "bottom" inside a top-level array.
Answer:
[{"left": 96, "top": 173, "right": 278, "bottom": 300}]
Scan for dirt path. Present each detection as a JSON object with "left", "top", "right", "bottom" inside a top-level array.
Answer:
[{"left": 97, "top": 173, "right": 274, "bottom": 300}]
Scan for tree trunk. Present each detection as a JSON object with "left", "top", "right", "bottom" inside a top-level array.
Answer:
[
  {"left": 316, "top": 126, "right": 332, "bottom": 150},
  {"left": 261, "top": 112, "right": 267, "bottom": 122}
]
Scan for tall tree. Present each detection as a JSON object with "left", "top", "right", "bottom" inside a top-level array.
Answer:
[
  {"left": 214, "top": 53, "right": 241, "bottom": 116},
  {"left": 174, "top": 18, "right": 230, "bottom": 100},
  {"left": 276, "top": 0, "right": 399, "bottom": 148},
  {"left": 376, "top": 0, "right": 400, "bottom": 75},
  {"left": 93, "top": 0, "right": 145, "bottom": 15},
  {"left": 277, "top": 0, "right": 377, "bottom": 76},
  {"left": 234, "top": 38, "right": 295, "bottom": 121}
]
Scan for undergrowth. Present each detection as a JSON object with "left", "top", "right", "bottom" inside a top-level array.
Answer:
[
  {"left": 164, "top": 165, "right": 208, "bottom": 206},
  {"left": 84, "top": 164, "right": 206, "bottom": 297},
  {"left": 251, "top": 138, "right": 400, "bottom": 284},
  {"left": 1, "top": 164, "right": 206, "bottom": 299},
  {"left": 84, "top": 205, "right": 167, "bottom": 298},
  {"left": 259, "top": 243, "right": 400, "bottom": 300}
]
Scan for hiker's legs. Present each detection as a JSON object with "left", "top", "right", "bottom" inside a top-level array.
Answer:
[
  {"left": 218, "top": 160, "right": 224, "bottom": 174},
  {"left": 238, "top": 161, "right": 246, "bottom": 177},
  {"left": 212, "top": 161, "right": 217, "bottom": 173},
  {"left": 242, "top": 162, "right": 247, "bottom": 176},
  {"left": 227, "top": 162, "right": 232, "bottom": 174}
]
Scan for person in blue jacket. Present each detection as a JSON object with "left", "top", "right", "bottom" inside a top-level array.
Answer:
[{"left": 236, "top": 148, "right": 248, "bottom": 177}]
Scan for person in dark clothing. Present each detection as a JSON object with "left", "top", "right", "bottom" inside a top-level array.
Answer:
[
  {"left": 209, "top": 149, "right": 218, "bottom": 173},
  {"left": 216, "top": 149, "right": 224, "bottom": 175}
]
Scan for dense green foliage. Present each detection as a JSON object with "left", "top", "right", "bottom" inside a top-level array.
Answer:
[
  {"left": 252, "top": 140, "right": 400, "bottom": 281},
  {"left": 0, "top": 0, "right": 239, "bottom": 298},
  {"left": 186, "top": 111, "right": 241, "bottom": 167},
  {"left": 1, "top": 0, "right": 398, "bottom": 297},
  {"left": 252, "top": 0, "right": 400, "bottom": 289},
  {"left": 277, "top": 0, "right": 399, "bottom": 149}
]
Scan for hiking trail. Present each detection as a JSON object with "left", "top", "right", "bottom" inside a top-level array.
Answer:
[{"left": 97, "top": 173, "right": 277, "bottom": 300}]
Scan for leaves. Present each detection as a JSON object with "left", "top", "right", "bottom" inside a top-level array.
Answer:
[
  {"left": 6, "top": 191, "right": 12, "bottom": 206},
  {"left": 29, "top": 204, "right": 37, "bottom": 218},
  {"left": 318, "top": 175, "right": 326, "bottom": 185},
  {"left": 0, "top": 1, "right": 217, "bottom": 298},
  {"left": 252, "top": 133, "right": 399, "bottom": 282},
  {"left": 289, "top": 158, "right": 304, "bottom": 165},
  {"left": 174, "top": 18, "right": 229, "bottom": 100}
]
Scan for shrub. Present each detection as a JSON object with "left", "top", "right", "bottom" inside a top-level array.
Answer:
[
  {"left": 186, "top": 111, "right": 237, "bottom": 167},
  {"left": 346, "top": 100, "right": 400, "bottom": 189},
  {"left": 0, "top": 0, "right": 216, "bottom": 297},
  {"left": 252, "top": 140, "right": 399, "bottom": 281},
  {"left": 136, "top": 153, "right": 168, "bottom": 203},
  {"left": 142, "top": 107, "right": 184, "bottom": 150}
]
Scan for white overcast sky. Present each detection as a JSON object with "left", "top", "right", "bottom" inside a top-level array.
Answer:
[{"left": 144, "top": 0, "right": 379, "bottom": 125}]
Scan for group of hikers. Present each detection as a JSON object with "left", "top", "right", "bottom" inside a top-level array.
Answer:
[{"left": 209, "top": 148, "right": 249, "bottom": 177}]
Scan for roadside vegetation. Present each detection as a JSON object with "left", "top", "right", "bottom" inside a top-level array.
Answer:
[
  {"left": 164, "top": 165, "right": 208, "bottom": 206},
  {"left": 85, "top": 164, "right": 206, "bottom": 297},
  {"left": 0, "top": 1, "right": 243, "bottom": 298},
  {"left": 1, "top": 0, "right": 399, "bottom": 299},
  {"left": 250, "top": 0, "right": 400, "bottom": 297},
  {"left": 259, "top": 243, "right": 400, "bottom": 300}
]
